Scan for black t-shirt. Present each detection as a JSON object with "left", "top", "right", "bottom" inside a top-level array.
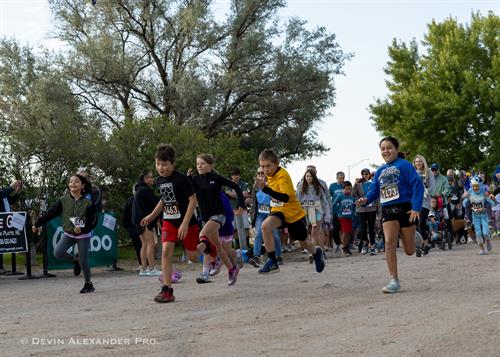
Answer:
[{"left": 156, "top": 171, "right": 197, "bottom": 227}]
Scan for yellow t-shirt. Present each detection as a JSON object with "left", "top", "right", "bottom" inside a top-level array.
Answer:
[{"left": 266, "top": 167, "right": 305, "bottom": 223}]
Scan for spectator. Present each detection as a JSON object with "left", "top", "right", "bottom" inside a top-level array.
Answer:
[
  {"left": 0, "top": 179, "right": 23, "bottom": 273},
  {"left": 430, "top": 163, "right": 451, "bottom": 201}
]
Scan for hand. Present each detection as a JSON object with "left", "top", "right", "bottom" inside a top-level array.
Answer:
[
  {"left": 186, "top": 168, "right": 193, "bottom": 176},
  {"left": 178, "top": 223, "right": 188, "bottom": 240},
  {"left": 356, "top": 198, "right": 367, "bottom": 207},
  {"left": 141, "top": 215, "right": 152, "bottom": 227},
  {"left": 74, "top": 227, "right": 82, "bottom": 234},
  {"left": 255, "top": 176, "right": 266, "bottom": 190},
  {"left": 407, "top": 210, "right": 420, "bottom": 223},
  {"left": 234, "top": 207, "right": 244, "bottom": 216},
  {"left": 10, "top": 180, "right": 22, "bottom": 191}
]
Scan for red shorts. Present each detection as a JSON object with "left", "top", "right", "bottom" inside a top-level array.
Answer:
[
  {"left": 338, "top": 218, "right": 353, "bottom": 233},
  {"left": 161, "top": 221, "right": 199, "bottom": 251}
]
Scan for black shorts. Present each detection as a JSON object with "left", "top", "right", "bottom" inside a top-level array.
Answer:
[
  {"left": 269, "top": 212, "right": 308, "bottom": 241},
  {"left": 135, "top": 223, "right": 155, "bottom": 235},
  {"left": 381, "top": 202, "right": 415, "bottom": 228}
]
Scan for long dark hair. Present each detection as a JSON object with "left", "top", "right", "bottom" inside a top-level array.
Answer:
[
  {"left": 379, "top": 136, "right": 406, "bottom": 158},
  {"left": 301, "top": 169, "right": 323, "bottom": 196}
]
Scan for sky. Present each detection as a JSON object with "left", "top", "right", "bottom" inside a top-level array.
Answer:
[{"left": 0, "top": 0, "right": 498, "bottom": 185}]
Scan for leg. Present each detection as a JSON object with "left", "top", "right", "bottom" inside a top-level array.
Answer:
[
  {"left": 54, "top": 235, "right": 78, "bottom": 261},
  {"left": 253, "top": 214, "right": 264, "bottom": 256},
  {"left": 400, "top": 225, "right": 417, "bottom": 256},
  {"left": 76, "top": 238, "right": 91, "bottom": 283},
  {"left": 128, "top": 228, "right": 142, "bottom": 266},
  {"left": 261, "top": 215, "right": 282, "bottom": 255},
  {"left": 272, "top": 228, "right": 282, "bottom": 257},
  {"left": 139, "top": 234, "right": 148, "bottom": 270},
  {"left": 382, "top": 221, "right": 401, "bottom": 279},
  {"left": 161, "top": 241, "right": 175, "bottom": 287},
  {"left": 199, "top": 221, "right": 233, "bottom": 269},
  {"left": 367, "top": 211, "right": 377, "bottom": 247},
  {"left": 143, "top": 227, "right": 157, "bottom": 269}
]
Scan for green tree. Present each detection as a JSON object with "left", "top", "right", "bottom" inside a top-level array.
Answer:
[
  {"left": 370, "top": 12, "right": 499, "bottom": 172},
  {"left": 49, "top": 0, "right": 350, "bottom": 161}
]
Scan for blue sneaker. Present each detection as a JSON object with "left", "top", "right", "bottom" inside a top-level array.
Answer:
[
  {"left": 258, "top": 259, "right": 280, "bottom": 275},
  {"left": 313, "top": 246, "right": 325, "bottom": 273},
  {"left": 382, "top": 278, "right": 401, "bottom": 293}
]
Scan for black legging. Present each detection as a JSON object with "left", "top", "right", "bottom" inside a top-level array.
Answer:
[
  {"left": 358, "top": 211, "right": 377, "bottom": 248},
  {"left": 127, "top": 228, "right": 142, "bottom": 265},
  {"left": 332, "top": 214, "right": 341, "bottom": 246},
  {"left": 417, "top": 207, "right": 430, "bottom": 240}
]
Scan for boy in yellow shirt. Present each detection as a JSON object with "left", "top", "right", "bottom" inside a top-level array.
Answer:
[{"left": 255, "top": 149, "right": 325, "bottom": 274}]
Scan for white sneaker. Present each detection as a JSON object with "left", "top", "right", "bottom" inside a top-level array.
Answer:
[
  {"left": 139, "top": 269, "right": 149, "bottom": 276},
  {"left": 148, "top": 268, "right": 162, "bottom": 276},
  {"left": 235, "top": 249, "right": 244, "bottom": 268},
  {"left": 361, "top": 246, "right": 368, "bottom": 255},
  {"left": 467, "top": 237, "right": 474, "bottom": 244}
]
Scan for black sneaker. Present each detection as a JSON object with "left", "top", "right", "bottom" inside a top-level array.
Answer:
[
  {"left": 248, "top": 256, "right": 261, "bottom": 268},
  {"left": 342, "top": 248, "right": 352, "bottom": 256},
  {"left": 423, "top": 245, "right": 430, "bottom": 255},
  {"left": 73, "top": 259, "right": 81, "bottom": 276},
  {"left": 277, "top": 256, "right": 284, "bottom": 265},
  {"left": 80, "top": 282, "right": 95, "bottom": 294},
  {"left": 313, "top": 247, "right": 325, "bottom": 273},
  {"left": 416, "top": 247, "right": 422, "bottom": 257}
]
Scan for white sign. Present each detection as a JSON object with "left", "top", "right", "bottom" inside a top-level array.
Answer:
[
  {"left": 11, "top": 212, "right": 26, "bottom": 231},
  {"left": 102, "top": 214, "right": 116, "bottom": 231}
]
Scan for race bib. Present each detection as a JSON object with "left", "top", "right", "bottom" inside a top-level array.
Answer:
[
  {"left": 471, "top": 201, "right": 485, "bottom": 213},
  {"left": 380, "top": 184, "right": 400, "bottom": 204},
  {"left": 258, "top": 204, "right": 270, "bottom": 214},
  {"left": 302, "top": 200, "right": 315, "bottom": 208},
  {"left": 70, "top": 217, "right": 85, "bottom": 228},
  {"left": 270, "top": 198, "right": 283, "bottom": 207},
  {"left": 163, "top": 203, "right": 181, "bottom": 219},
  {"left": 342, "top": 207, "right": 352, "bottom": 216}
]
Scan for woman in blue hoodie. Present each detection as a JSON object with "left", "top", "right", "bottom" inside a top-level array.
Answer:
[{"left": 357, "top": 136, "right": 424, "bottom": 294}]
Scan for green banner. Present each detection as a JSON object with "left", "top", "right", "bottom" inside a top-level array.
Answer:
[{"left": 47, "top": 212, "right": 118, "bottom": 270}]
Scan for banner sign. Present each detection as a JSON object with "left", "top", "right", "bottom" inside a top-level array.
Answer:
[
  {"left": 0, "top": 212, "right": 28, "bottom": 254},
  {"left": 47, "top": 212, "right": 118, "bottom": 269}
]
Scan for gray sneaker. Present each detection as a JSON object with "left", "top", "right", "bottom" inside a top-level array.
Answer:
[
  {"left": 196, "top": 273, "right": 210, "bottom": 284},
  {"left": 382, "top": 278, "right": 401, "bottom": 293}
]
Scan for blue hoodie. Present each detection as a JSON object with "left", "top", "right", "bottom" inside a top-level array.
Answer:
[
  {"left": 493, "top": 164, "right": 500, "bottom": 186},
  {"left": 366, "top": 158, "right": 424, "bottom": 211}
]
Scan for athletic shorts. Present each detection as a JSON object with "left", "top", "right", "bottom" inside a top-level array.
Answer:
[
  {"left": 338, "top": 218, "right": 353, "bottom": 233},
  {"left": 206, "top": 214, "right": 226, "bottom": 227},
  {"left": 269, "top": 212, "right": 307, "bottom": 242},
  {"left": 381, "top": 202, "right": 415, "bottom": 228},
  {"left": 220, "top": 235, "right": 234, "bottom": 244},
  {"left": 161, "top": 221, "right": 199, "bottom": 251}
]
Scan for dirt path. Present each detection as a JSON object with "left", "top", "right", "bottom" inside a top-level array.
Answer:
[{"left": 1, "top": 241, "right": 500, "bottom": 357}]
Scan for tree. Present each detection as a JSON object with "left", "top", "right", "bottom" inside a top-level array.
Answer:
[
  {"left": 49, "top": 0, "right": 350, "bottom": 161},
  {"left": 369, "top": 12, "right": 499, "bottom": 172}
]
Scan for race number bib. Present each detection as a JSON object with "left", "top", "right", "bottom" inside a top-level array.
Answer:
[
  {"left": 380, "top": 184, "right": 400, "bottom": 204},
  {"left": 342, "top": 207, "right": 352, "bottom": 216},
  {"left": 270, "top": 198, "right": 283, "bottom": 207},
  {"left": 258, "top": 204, "right": 270, "bottom": 214},
  {"left": 70, "top": 217, "right": 85, "bottom": 228},
  {"left": 471, "top": 201, "right": 485, "bottom": 213},
  {"left": 163, "top": 203, "right": 181, "bottom": 219},
  {"left": 302, "top": 200, "right": 315, "bottom": 208}
]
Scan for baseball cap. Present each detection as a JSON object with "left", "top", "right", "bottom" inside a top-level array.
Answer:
[{"left": 430, "top": 163, "right": 439, "bottom": 170}]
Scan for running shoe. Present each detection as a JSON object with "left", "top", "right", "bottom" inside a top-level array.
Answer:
[
  {"left": 154, "top": 286, "right": 175, "bottom": 303},
  {"left": 79, "top": 282, "right": 95, "bottom": 294},
  {"left": 486, "top": 240, "right": 493, "bottom": 252},
  {"left": 416, "top": 247, "right": 422, "bottom": 258},
  {"left": 334, "top": 245, "right": 340, "bottom": 253},
  {"left": 277, "top": 256, "right": 284, "bottom": 265},
  {"left": 148, "top": 268, "right": 162, "bottom": 276},
  {"left": 258, "top": 259, "right": 280, "bottom": 275},
  {"left": 228, "top": 266, "right": 239, "bottom": 286},
  {"left": 423, "top": 245, "right": 430, "bottom": 255},
  {"left": 196, "top": 273, "right": 211, "bottom": 284},
  {"left": 139, "top": 269, "right": 149, "bottom": 276},
  {"left": 209, "top": 257, "right": 222, "bottom": 276},
  {"left": 342, "top": 248, "right": 352, "bottom": 256},
  {"left": 313, "top": 247, "right": 325, "bottom": 273},
  {"left": 235, "top": 249, "right": 244, "bottom": 269},
  {"left": 158, "top": 271, "right": 183, "bottom": 283},
  {"left": 382, "top": 278, "right": 400, "bottom": 293},
  {"left": 467, "top": 237, "right": 474, "bottom": 244},
  {"left": 308, "top": 254, "right": 314, "bottom": 264},
  {"left": 361, "top": 246, "right": 368, "bottom": 255},
  {"left": 479, "top": 248, "right": 486, "bottom": 255},
  {"left": 370, "top": 248, "right": 377, "bottom": 256},
  {"left": 248, "top": 256, "right": 261, "bottom": 268},
  {"left": 73, "top": 258, "right": 81, "bottom": 276}
]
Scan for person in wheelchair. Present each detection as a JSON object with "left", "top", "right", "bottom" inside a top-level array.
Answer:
[{"left": 427, "top": 196, "right": 450, "bottom": 250}]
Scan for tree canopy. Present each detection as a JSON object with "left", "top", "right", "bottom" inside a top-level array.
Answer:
[{"left": 369, "top": 12, "right": 499, "bottom": 172}]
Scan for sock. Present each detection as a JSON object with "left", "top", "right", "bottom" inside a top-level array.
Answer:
[
  {"left": 199, "top": 236, "right": 218, "bottom": 258},
  {"left": 162, "top": 284, "right": 170, "bottom": 290},
  {"left": 202, "top": 262, "right": 210, "bottom": 275},
  {"left": 268, "top": 251, "right": 277, "bottom": 264}
]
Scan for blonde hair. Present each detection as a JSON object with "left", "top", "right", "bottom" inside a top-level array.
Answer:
[{"left": 413, "top": 155, "right": 431, "bottom": 180}]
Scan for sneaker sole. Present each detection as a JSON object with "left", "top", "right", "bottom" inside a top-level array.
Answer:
[
  {"left": 382, "top": 288, "right": 399, "bottom": 293},
  {"left": 154, "top": 296, "right": 175, "bottom": 303},
  {"left": 196, "top": 278, "right": 211, "bottom": 284},
  {"left": 258, "top": 268, "right": 280, "bottom": 275}
]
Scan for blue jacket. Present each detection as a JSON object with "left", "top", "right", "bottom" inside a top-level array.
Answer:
[
  {"left": 366, "top": 158, "right": 424, "bottom": 211},
  {"left": 329, "top": 182, "right": 344, "bottom": 215},
  {"left": 332, "top": 194, "right": 356, "bottom": 219}
]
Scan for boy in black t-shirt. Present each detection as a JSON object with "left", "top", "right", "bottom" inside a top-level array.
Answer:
[{"left": 142, "top": 144, "right": 199, "bottom": 303}]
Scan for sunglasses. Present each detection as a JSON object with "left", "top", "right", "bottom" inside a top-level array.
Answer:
[{"left": 257, "top": 172, "right": 265, "bottom": 175}]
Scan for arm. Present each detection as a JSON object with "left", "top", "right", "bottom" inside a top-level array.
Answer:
[
  {"left": 141, "top": 199, "right": 165, "bottom": 226},
  {"left": 365, "top": 172, "right": 380, "bottom": 204},
  {"left": 219, "top": 175, "right": 245, "bottom": 209},
  {"left": 178, "top": 194, "right": 198, "bottom": 240},
  {"left": 81, "top": 203, "right": 97, "bottom": 234},
  {"left": 262, "top": 186, "right": 289, "bottom": 202},
  {"left": 408, "top": 165, "right": 424, "bottom": 212},
  {"left": 320, "top": 189, "right": 331, "bottom": 223},
  {"left": 34, "top": 199, "right": 63, "bottom": 228}
]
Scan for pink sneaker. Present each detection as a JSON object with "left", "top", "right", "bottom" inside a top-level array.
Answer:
[
  {"left": 227, "top": 266, "right": 239, "bottom": 286},
  {"left": 158, "top": 271, "right": 182, "bottom": 284}
]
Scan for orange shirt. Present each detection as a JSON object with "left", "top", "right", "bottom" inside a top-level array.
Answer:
[{"left": 267, "top": 167, "right": 305, "bottom": 223}]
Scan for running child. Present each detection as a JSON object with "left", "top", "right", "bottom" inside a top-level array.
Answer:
[
  {"left": 255, "top": 149, "right": 325, "bottom": 274},
  {"left": 332, "top": 181, "right": 356, "bottom": 256},
  {"left": 191, "top": 154, "right": 245, "bottom": 286},
  {"left": 32, "top": 174, "right": 97, "bottom": 294},
  {"left": 141, "top": 144, "right": 199, "bottom": 303}
]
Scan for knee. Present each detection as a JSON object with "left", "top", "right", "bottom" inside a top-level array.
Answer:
[
  {"left": 404, "top": 245, "right": 415, "bottom": 256},
  {"left": 261, "top": 221, "right": 272, "bottom": 234}
]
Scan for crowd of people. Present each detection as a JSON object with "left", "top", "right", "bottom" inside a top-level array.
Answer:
[{"left": 2, "top": 137, "right": 499, "bottom": 301}]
